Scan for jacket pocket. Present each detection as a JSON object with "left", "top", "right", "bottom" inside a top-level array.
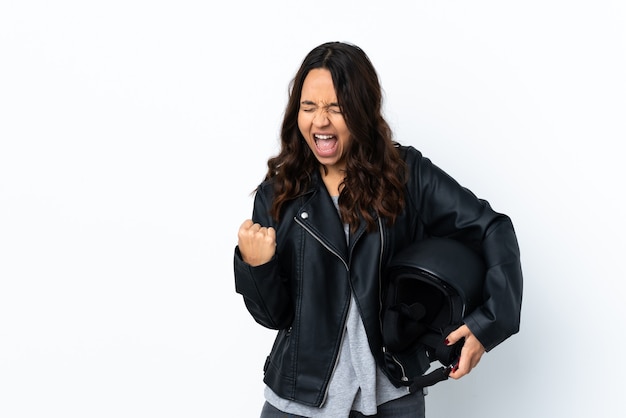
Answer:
[{"left": 265, "top": 326, "right": 293, "bottom": 374}]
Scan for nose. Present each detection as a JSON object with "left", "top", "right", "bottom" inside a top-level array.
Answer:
[{"left": 312, "top": 109, "right": 330, "bottom": 127}]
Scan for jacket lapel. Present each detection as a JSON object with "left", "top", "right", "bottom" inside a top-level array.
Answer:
[
  {"left": 295, "top": 172, "right": 382, "bottom": 266},
  {"left": 296, "top": 184, "right": 349, "bottom": 263}
]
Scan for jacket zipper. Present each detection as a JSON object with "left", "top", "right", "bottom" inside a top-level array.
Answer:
[
  {"left": 294, "top": 216, "right": 350, "bottom": 407},
  {"left": 318, "top": 299, "right": 349, "bottom": 408},
  {"left": 294, "top": 217, "right": 349, "bottom": 270},
  {"left": 382, "top": 347, "right": 409, "bottom": 383},
  {"left": 377, "top": 216, "right": 385, "bottom": 333},
  {"left": 377, "top": 217, "right": 409, "bottom": 384}
]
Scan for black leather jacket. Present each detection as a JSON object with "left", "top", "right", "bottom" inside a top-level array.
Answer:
[{"left": 234, "top": 145, "right": 523, "bottom": 407}]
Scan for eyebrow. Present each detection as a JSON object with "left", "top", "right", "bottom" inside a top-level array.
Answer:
[{"left": 300, "top": 100, "right": 340, "bottom": 107}]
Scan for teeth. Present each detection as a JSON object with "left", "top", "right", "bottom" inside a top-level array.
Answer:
[{"left": 314, "top": 134, "right": 334, "bottom": 140}]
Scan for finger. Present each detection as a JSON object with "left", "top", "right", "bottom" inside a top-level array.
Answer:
[
  {"left": 450, "top": 351, "right": 479, "bottom": 379},
  {"left": 448, "top": 336, "right": 485, "bottom": 380},
  {"left": 238, "top": 221, "right": 262, "bottom": 246},
  {"left": 445, "top": 324, "right": 468, "bottom": 346},
  {"left": 239, "top": 219, "right": 254, "bottom": 232},
  {"left": 448, "top": 356, "right": 468, "bottom": 379},
  {"left": 266, "top": 227, "right": 277, "bottom": 244},
  {"left": 238, "top": 220, "right": 263, "bottom": 239},
  {"left": 256, "top": 227, "right": 276, "bottom": 248}
]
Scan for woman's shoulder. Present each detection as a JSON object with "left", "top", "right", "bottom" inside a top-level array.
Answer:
[
  {"left": 255, "top": 177, "right": 275, "bottom": 198},
  {"left": 395, "top": 143, "right": 424, "bottom": 164}
]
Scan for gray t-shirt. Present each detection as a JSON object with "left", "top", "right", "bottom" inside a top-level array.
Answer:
[{"left": 265, "top": 196, "right": 409, "bottom": 417}]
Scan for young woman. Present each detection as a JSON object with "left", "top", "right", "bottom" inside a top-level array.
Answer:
[{"left": 234, "top": 41, "right": 523, "bottom": 418}]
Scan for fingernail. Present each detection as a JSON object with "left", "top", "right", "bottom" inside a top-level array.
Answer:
[{"left": 444, "top": 338, "right": 450, "bottom": 345}]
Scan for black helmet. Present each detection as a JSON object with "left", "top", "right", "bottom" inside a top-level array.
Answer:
[{"left": 382, "top": 237, "right": 485, "bottom": 390}]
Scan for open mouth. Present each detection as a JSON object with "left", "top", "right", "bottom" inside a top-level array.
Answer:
[{"left": 314, "top": 134, "right": 337, "bottom": 154}]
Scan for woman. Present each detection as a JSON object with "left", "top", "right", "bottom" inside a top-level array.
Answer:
[{"left": 234, "top": 41, "right": 523, "bottom": 418}]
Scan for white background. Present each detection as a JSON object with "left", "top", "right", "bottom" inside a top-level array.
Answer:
[{"left": 1, "top": 1, "right": 625, "bottom": 417}]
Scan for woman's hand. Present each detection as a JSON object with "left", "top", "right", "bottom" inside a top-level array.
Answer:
[
  {"left": 237, "top": 219, "right": 277, "bottom": 266},
  {"left": 445, "top": 324, "right": 486, "bottom": 379}
]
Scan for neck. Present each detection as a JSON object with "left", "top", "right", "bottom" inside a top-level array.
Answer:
[{"left": 321, "top": 166, "right": 344, "bottom": 196}]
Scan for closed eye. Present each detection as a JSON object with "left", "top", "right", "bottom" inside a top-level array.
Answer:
[{"left": 327, "top": 106, "right": 342, "bottom": 114}]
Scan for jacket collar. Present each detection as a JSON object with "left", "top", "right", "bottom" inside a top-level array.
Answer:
[{"left": 295, "top": 170, "right": 380, "bottom": 263}]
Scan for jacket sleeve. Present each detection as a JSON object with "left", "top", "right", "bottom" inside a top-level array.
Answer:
[
  {"left": 405, "top": 146, "right": 523, "bottom": 351},
  {"left": 233, "top": 185, "right": 294, "bottom": 330}
]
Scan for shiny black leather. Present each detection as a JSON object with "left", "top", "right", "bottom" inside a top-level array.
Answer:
[{"left": 234, "top": 145, "right": 523, "bottom": 407}]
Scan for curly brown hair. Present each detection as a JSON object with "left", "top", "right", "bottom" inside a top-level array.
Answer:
[{"left": 265, "top": 42, "right": 407, "bottom": 232}]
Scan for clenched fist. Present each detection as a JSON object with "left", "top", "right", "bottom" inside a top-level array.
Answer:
[{"left": 237, "top": 219, "right": 277, "bottom": 266}]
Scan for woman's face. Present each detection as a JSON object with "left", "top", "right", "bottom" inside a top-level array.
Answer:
[{"left": 298, "top": 68, "right": 351, "bottom": 172}]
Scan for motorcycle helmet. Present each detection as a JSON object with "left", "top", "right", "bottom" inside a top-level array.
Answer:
[{"left": 382, "top": 237, "right": 485, "bottom": 390}]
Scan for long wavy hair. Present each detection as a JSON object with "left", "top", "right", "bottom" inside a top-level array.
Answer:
[{"left": 265, "top": 41, "right": 407, "bottom": 232}]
